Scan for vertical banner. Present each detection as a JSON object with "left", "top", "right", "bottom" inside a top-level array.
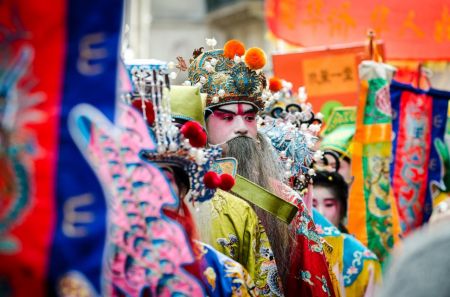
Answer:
[
  {"left": 390, "top": 81, "right": 450, "bottom": 233},
  {"left": 51, "top": 0, "right": 123, "bottom": 294},
  {"left": 0, "top": 0, "right": 123, "bottom": 295},
  {"left": 0, "top": 1, "right": 65, "bottom": 296},
  {"left": 347, "top": 61, "right": 401, "bottom": 263}
]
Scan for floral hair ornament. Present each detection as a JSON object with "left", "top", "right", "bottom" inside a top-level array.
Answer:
[
  {"left": 260, "top": 83, "right": 323, "bottom": 191},
  {"left": 186, "top": 39, "right": 269, "bottom": 111},
  {"left": 124, "top": 60, "right": 228, "bottom": 202}
]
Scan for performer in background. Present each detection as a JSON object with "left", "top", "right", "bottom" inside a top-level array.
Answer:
[
  {"left": 261, "top": 78, "right": 381, "bottom": 297},
  {"left": 312, "top": 171, "right": 382, "bottom": 297}
]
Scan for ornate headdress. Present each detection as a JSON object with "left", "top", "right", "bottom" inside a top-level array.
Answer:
[
  {"left": 263, "top": 76, "right": 323, "bottom": 127},
  {"left": 186, "top": 39, "right": 269, "bottom": 110},
  {"left": 124, "top": 60, "right": 233, "bottom": 202},
  {"left": 260, "top": 82, "right": 322, "bottom": 191}
]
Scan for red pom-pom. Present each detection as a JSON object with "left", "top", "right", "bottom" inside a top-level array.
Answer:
[
  {"left": 223, "top": 39, "right": 245, "bottom": 59},
  {"left": 219, "top": 173, "right": 235, "bottom": 191},
  {"left": 204, "top": 171, "right": 221, "bottom": 189},
  {"left": 188, "top": 130, "right": 207, "bottom": 148},
  {"left": 180, "top": 121, "right": 203, "bottom": 138},
  {"left": 180, "top": 121, "right": 207, "bottom": 148},
  {"left": 244, "top": 47, "right": 266, "bottom": 70},
  {"left": 131, "top": 99, "right": 155, "bottom": 125},
  {"left": 269, "top": 77, "right": 283, "bottom": 92}
]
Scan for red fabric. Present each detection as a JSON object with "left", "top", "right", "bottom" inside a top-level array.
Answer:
[
  {"left": 287, "top": 201, "right": 337, "bottom": 297},
  {"left": 274, "top": 182, "right": 336, "bottom": 297},
  {"left": 163, "top": 202, "right": 203, "bottom": 281},
  {"left": 0, "top": 1, "right": 64, "bottom": 296},
  {"left": 131, "top": 99, "right": 155, "bottom": 125},
  {"left": 391, "top": 90, "right": 432, "bottom": 233}
]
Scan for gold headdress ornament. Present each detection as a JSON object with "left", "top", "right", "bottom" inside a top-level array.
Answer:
[{"left": 186, "top": 39, "right": 269, "bottom": 110}]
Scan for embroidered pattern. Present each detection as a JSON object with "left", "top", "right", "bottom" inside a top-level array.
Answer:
[
  {"left": 57, "top": 271, "right": 98, "bottom": 297},
  {"left": 313, "top": 211, "right": 341, "bottom": 238},
  {"left": 390, "top": 81, "right": 450, "bottom": 233},
  {"left": 203, "top": 267, "right": 217, "bottom": 290},
  {"left": 349, "top": 64, "right": 399, "bottom": 263},
  {"left": 316, "top": 275, "right": 331, "bottom": 295},
  {"left": 276, "top": 182, "right": 335, "bottom": 296},
  {"left": 70, "top": 103, "right": 204, "bottom": 296},
  {"left": 254, "top": 221, "right": 282, "bottom": 297},
  {"left": 342, "top": 234, "right": 378, "bottom": 287},
  {"left": 301, "top": 270, "right": 314, "bottom": 286},
  {"left": 224, "top": 259, "right": 256, "bottom": 296},
  {"left": 0, "top": 43, "right": 44, "bottom": 254},
  {"left": 217, "top": 234, "right": 239, "bottom": 259},
  {"left": 258, "top": 245, "right": 282, "bottom": 297},
  {"left": 197, "top": 242, "right": 257, "bottom": 297}
]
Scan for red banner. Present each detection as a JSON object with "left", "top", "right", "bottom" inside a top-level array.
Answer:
[
  {"left": 0, "top": 0, "right": 124, "bottom": 295},
  {"left": 390, "top": 81, "right": 450, "bottom": 233},
  {"left": 0, "top": 1, "right": 64, "bottom": 295},
  {"left": 266, "top": 0, "right": 450, "bottom": 60},
  {"left": 272, "top": 42, "right": 384, "bottom": 113}
]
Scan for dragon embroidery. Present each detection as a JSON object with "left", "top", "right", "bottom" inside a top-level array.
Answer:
[{"left": 0, "top": 37, "right": 44, "bottom": 254}]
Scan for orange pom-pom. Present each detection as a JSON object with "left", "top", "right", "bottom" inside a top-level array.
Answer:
[
  {"left": 223, "top": 40, "right": 245, "bottom": 59},
  {"left": 269, "top": 77, "right": 283, "bottom": 92},
  {"left": 244, "top": 47, "right": 266, "bottom": 70}
]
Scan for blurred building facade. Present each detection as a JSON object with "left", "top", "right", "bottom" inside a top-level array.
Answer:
[
  {"left": 123, "top": 0, "right": 449, "bottom": 90},
  {"left": 124, "top": 0, "right": 274, "bottom": 81}
]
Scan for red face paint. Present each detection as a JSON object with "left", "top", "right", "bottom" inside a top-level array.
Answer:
[{"left": 206, "top": 103, "right": 258, "bottom": 145}]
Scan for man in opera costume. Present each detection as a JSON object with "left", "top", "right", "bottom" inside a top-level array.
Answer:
[{"left": 184, "top": 39, "right": 338, "bottom": 296}]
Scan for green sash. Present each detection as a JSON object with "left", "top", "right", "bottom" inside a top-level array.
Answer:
[{"left": 232, "top": 175, "right": 298, "bottom": 224}]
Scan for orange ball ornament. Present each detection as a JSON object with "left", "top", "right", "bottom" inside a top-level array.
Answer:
[
  {"left": 223, "top": 40, "right": 246, "bottom": 59},
  {"left": 269, "top": 77, "right": 283, "bottom": 92},
  {"left": 244, "top": 47, "right": 266, "bottom": 70}
]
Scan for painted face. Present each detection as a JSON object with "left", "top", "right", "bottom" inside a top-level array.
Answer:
[
  {"left": 206, "top": 103, "right": 258, "bottom": 146},
  {"left": 312, "top": 186, "right": 342, "bottom": 227}
]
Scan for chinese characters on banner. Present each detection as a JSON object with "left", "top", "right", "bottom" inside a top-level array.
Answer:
[
  {"left": 272, "top": 43, "right": 384, "bottom": 112},
  {"left": 266, "top": 0, "right": 450, "bottom": 60}
]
